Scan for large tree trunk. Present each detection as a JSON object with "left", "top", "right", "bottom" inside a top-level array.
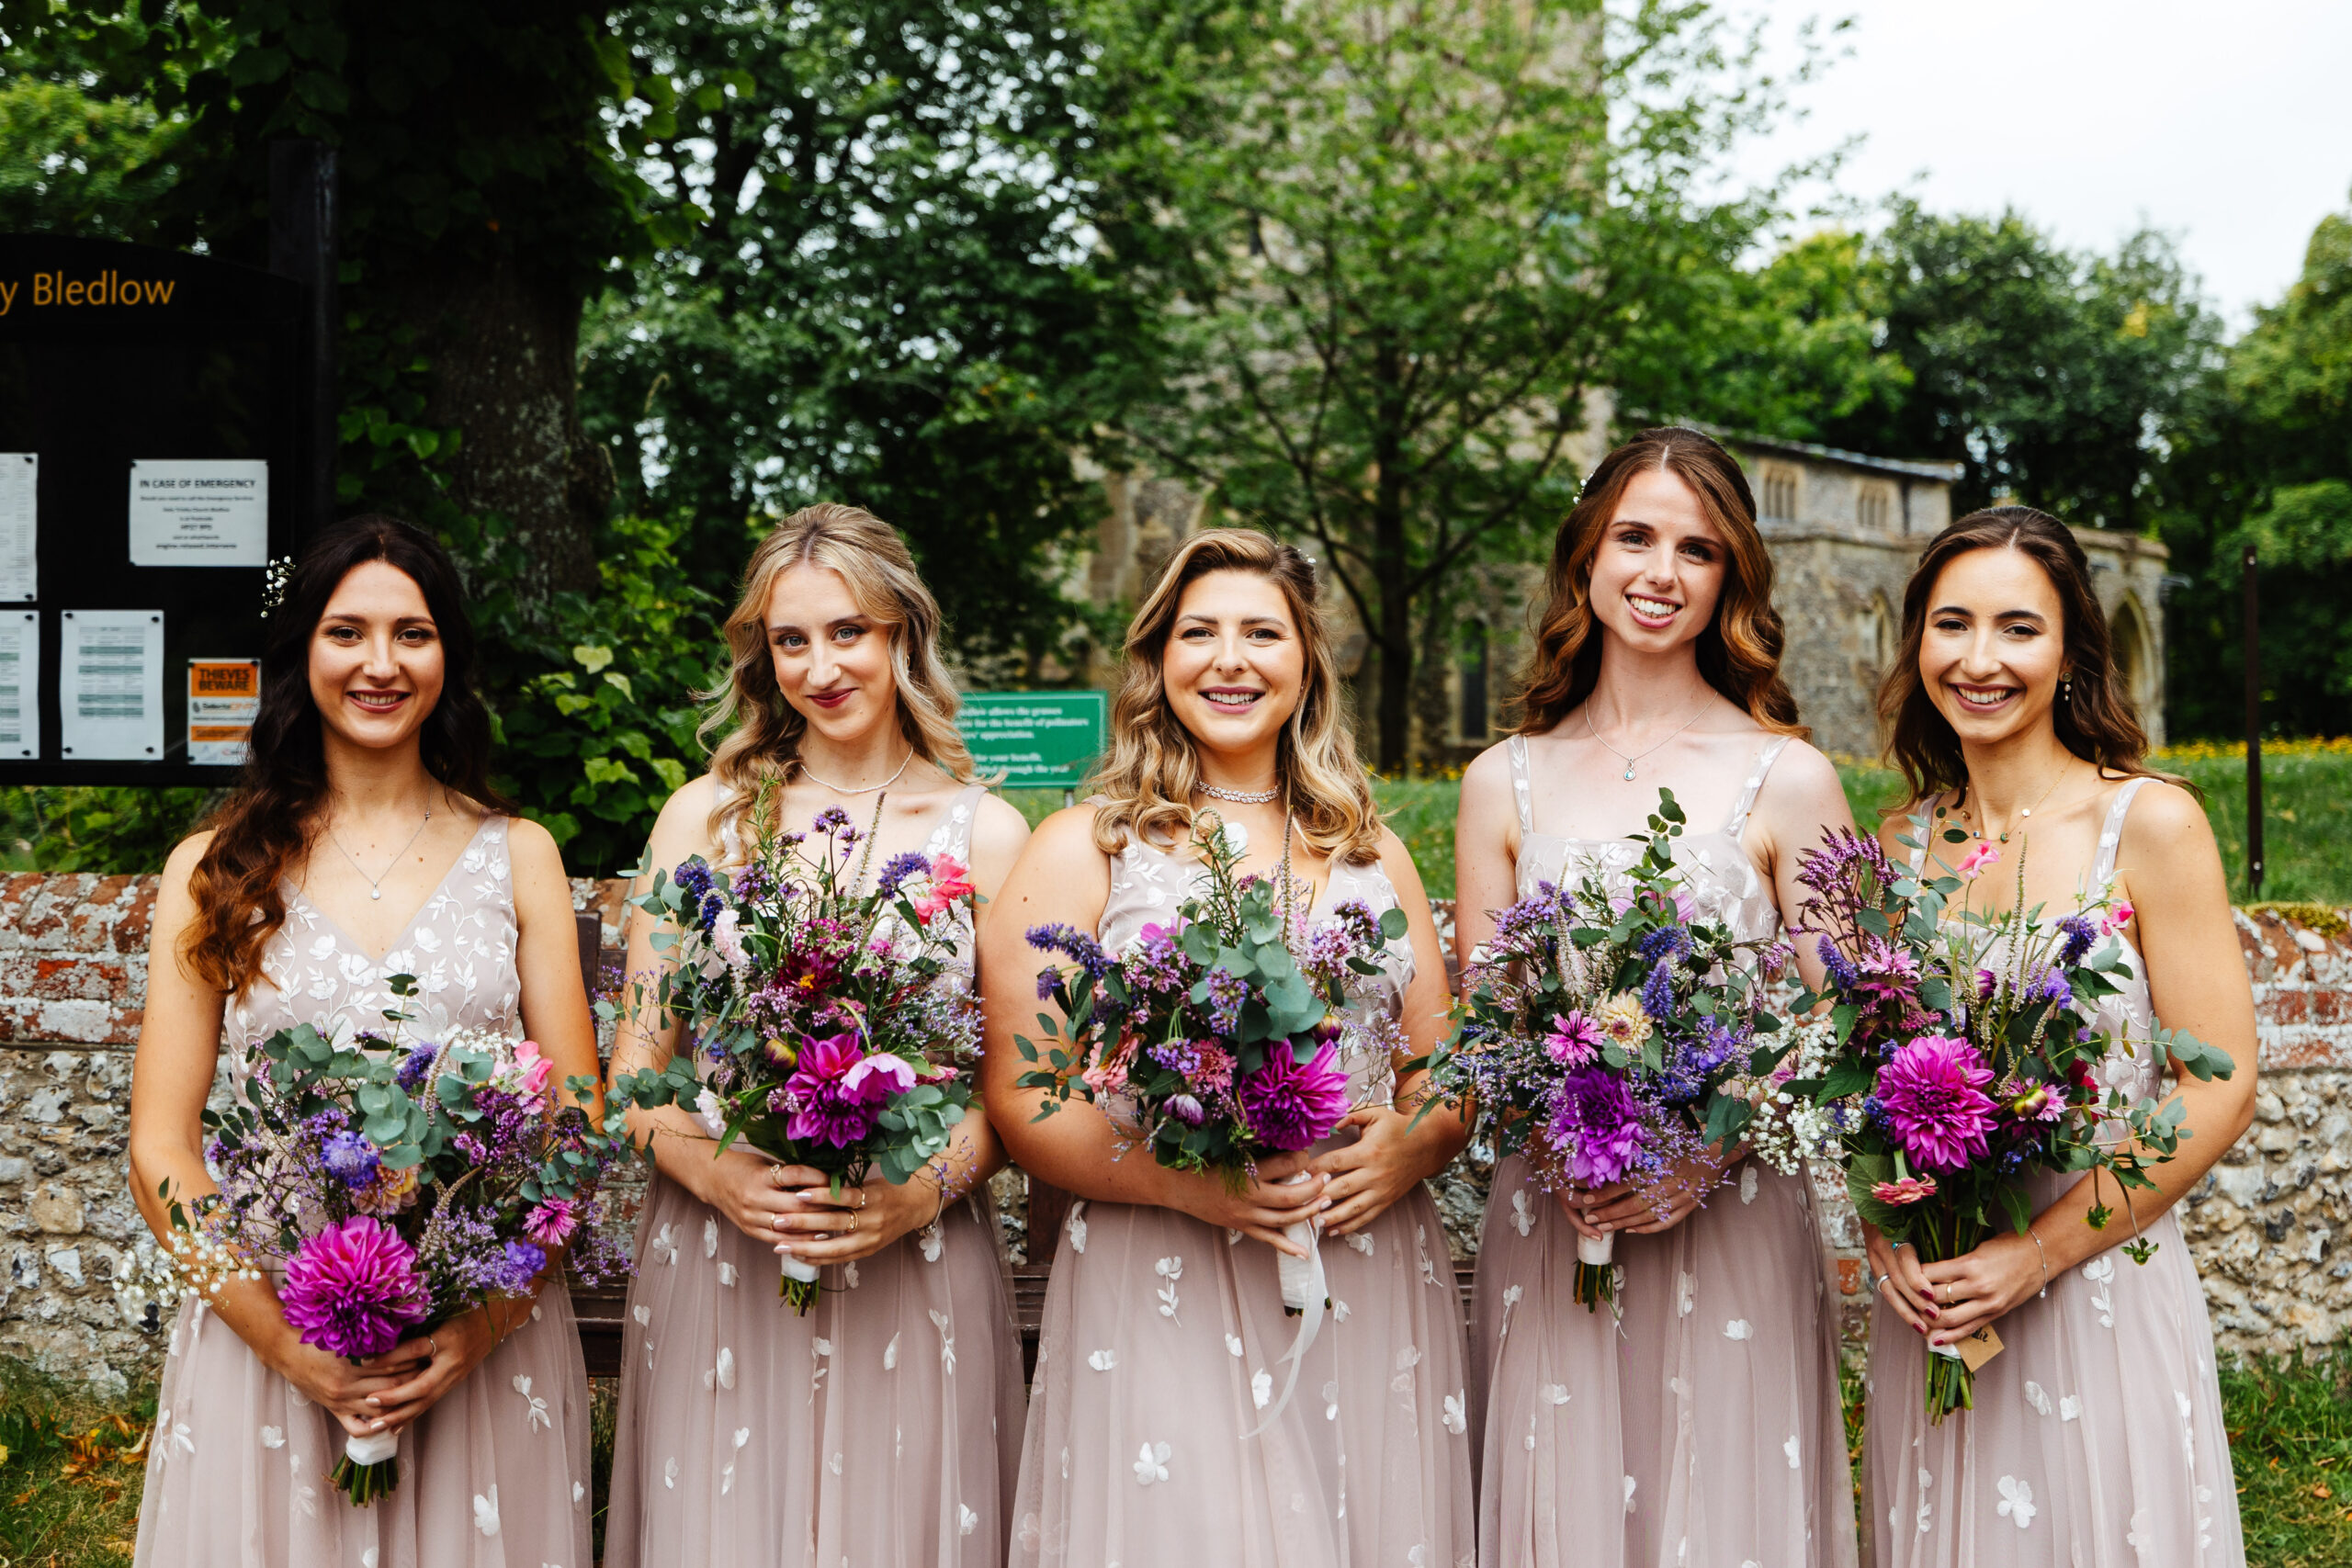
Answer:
[{"left": 400, "top": 256, "right": 609, "bottom": 596}]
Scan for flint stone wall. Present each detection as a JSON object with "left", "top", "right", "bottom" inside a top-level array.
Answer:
[{"left": 3, "top": 874, "right": 2345, "bottom": 1396}]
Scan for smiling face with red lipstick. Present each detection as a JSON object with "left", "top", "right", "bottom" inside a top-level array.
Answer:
[
  {"left": 308, "top": 559, "right": 447, "bottom": 755},
  {"left": 763, "top": 561, "right": 899, "bottom": 748}
]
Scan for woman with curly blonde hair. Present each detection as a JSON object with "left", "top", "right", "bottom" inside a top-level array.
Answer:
[
  {"left": 980, "top": 527, "right": 1476, "bottom": 1568},
  {"left": 604, "top": 503, "right": 1030, "bottom": 1568},
  {"left": 1455, "top": 427, "right": 1859, "bottom": 1568}
]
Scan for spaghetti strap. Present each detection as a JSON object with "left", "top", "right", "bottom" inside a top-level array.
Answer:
[
  {"left": 2093, "top": 776, "right": 2150, "bottom": 886},
  {"left": 1724, "top": 735, "right": 1792, "bottom": 837},
  {"left": 944, "top": 782, "right": 987, "bottom": 862},
  {"left": 1505, "top": 734, "right": 1536, "bottom": 837}
]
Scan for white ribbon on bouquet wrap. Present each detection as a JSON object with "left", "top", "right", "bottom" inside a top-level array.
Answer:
[
  {"left": 1241, "top": 1171, "right": 1328, "bottom": 1438},
  {"left": 345, "top": 1430, "right": 401, "bottom": 1466},
  {"left": 1577, "top": 1230, "right": 1614, "bottom": 1269}
]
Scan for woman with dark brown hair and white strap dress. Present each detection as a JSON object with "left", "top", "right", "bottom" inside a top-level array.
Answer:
[
  {"left": 1454, "top": 427, "right": 1860, "bottom": 1568},
  {"left": 980, "top": 527, "right": 1476, "bottom": 1568},
  {"left": 602, "top": 503, "right": 1032, "bottom": 1568},
  {"left": 1860, "top": 507, "right": 2255, "bottom": 1568}
]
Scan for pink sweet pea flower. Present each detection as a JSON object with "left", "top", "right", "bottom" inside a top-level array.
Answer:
[
  {"left": 841, "top": 1052, "right": 919, "bottom": 1099},
  {"left": 513, "top": 1039, "right": 555, "bottom": 1103},
  {"left": 1957, "top": 841, "right": 2001, "bottom": 882},
  {"left": 913, "top": 853, "right": 977, "bottom": 922},
  {"left": 1870, "top": 1175, "right": 1938, "bottom": 1205},
  {"left": 2101, "top": 901, "right": 2135, "bottom": 935}
]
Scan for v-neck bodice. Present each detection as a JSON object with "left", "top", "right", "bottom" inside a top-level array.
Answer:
[
  {"left": 1507, "top": 732, "right": 1790, "bottom": 945},
  {"left": 227, "top": 815, "right": 520, "bottom": 1073}
]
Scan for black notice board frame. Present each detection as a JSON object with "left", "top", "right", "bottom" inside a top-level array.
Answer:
[{"left": 0, "top": 233, "right": 322, "bottom": 785}]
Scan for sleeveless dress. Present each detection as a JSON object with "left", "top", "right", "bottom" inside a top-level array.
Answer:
[
  {"left": 1865, "top": 779, "right": 2245, "bottom": 1567},
  {"left": 1011, "top": 831, "right": 1477, "bottom": 1568},
  {"left": 134, "top": 815, "right": 598, "bottom": 1568},
  {"left": 1470, "top": 736, "right": 1857, "bottom": 1568},
  {"left": 602, "top": 784, "right": 1026, "bottom": 1568}
]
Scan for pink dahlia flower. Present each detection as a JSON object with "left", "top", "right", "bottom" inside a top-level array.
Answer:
[
  {"left": 1870, "top": 1174, "right": 1938, "bottom": 1205},
  {"left": 278, "top": 1215, "right": 431, "bottom": 1359},
  {"left": 781, "top": 1032, "right": 882, "bottom": 1148},
  {"left": 1544, "top": 1011, "right": 1603, "bottom": 1067},
  {"left": 524, "top": 1198, "right": 579, "bottom": 1247},
  {"left": 1238, "top": 1040, "right": 1351, "bottom": 1152},
  {"left": 1877, "top": 1034, "right": 1996, "bottom": 1172}
]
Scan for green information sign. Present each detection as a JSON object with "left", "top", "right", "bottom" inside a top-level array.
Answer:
[{"left": 957, "top": 690, "right": 1106, "bottom": 789}]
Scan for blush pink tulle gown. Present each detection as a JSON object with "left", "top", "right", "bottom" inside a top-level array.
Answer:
[
  {"left": 1470, "top": 737, "right": 1858, "bottom": 1568},
  {"left": 134, "top": 817, "right": 598, "bottom": 1568}
]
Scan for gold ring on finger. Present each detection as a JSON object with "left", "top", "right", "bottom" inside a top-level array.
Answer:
[{"left": 848, "top": 1210, "right": 859, "bottom": 1235}]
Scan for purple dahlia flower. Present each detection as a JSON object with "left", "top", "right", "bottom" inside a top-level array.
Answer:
[
  {"left": 278, "top": 1215, "right": 431, "bottom": 1359},
  {"left": 780, "top": 1032, "right": 883, "bottom": 1148},
  {"left": 1877, "top": 1034, "right": 1997, "bottom": 1173},
  {"left": 1547, "top": 1068, "right": 1648, "bottom": 1188},
  {"left": 1238, "top": 1040, "right": 1351, "bottom": 1152}
]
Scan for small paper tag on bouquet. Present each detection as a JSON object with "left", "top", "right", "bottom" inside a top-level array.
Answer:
[{"left": 1953, "top": 1325, "right": 2004, "bottom": 1372}]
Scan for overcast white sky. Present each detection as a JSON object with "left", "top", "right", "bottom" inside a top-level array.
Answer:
[{"left": 1727, "top": 0, "right": 2352, "bottom": 327}]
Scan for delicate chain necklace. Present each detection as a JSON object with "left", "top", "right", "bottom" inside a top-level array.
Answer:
[
  {"left": 1586, "top": 694, "right": 1711, "bottom": 783},
  {"left": 797, "top": 748, "right": 913, "bottom": 796},
  {"left": 328, "top": 799, "right": 435, "bottom": 901},
  {"left": 1957, "top": 769, "right": 2068, "bottom": 844},
  {"left": 1199, "top": 779, "right": 1281, "bottom": 805}
]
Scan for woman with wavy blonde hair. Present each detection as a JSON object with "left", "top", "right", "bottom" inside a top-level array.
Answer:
[
  {"left": 1456, "top": 427, "right": 1860, "bottom": 1567},
  {"left": 980, "top": 527, "right": 1476, "bottom": 1568},
  {"left": 604, "top": 502, "right": 1031, "bottom": 1568}
]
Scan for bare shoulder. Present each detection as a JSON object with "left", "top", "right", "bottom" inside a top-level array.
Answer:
[
  {"left": 161, "top": 828, "right": 217, "bottom": 885},
  {"left": 1758, "top": 735, "right": 1844, "bottom": 798},
  {"left": 970, "top": 792, "right": 1034, "bottom": 859},
  {"left": 1022, "top": 801, "right": 1109, "bottom": 860},
  {"left": 504, "top": 814, "right": 568, "bottom": 872},
  {"left": 1370, "top": 822, "right": 1430, "bottom": 904},
  {"left": 659, "top": 773, "right": 722, "bottom": 832},
  {"left": 1459, "top": 738, "right": 1516, "bottom": 800},
  {"left": 2115, "top": 776, "right": 2214, "bottom": 852}
]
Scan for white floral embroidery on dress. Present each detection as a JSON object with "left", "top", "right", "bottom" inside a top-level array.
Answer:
[
  {"left": 919, "top": 1222, "right": 944, "bottom": 1262},
  {"left": 1497, "top": 1283, "right": 1524, "bottom": 1342},
  {"left": 716, "top": 1347, "right": 737, "bottom": 1390},
  {"left": 1442, "top": 1392, "right": 1468, "bottom": 1434},
  {"left": 1723, "top": 1319, "right": 1753, "bottom": 1340},
  {"left": 1227, "top": 1332, "right": 1246, "bottom": 1358},
  {"left": 1510, "top": 1190, "right": 1535, "bottom": 1236},
  {"left": 514, "top": 1373, "right": 552, "bottom": 1431},
  {"left": 1916, "top": 1467, "right": 1933, "bottom": 1535},
  {"left": 1996, "top": 1475, "right": 2036, "bottom": 1528},
  {"left": 1390, "top": 1344, "right": 1423, "bottom": 1393},
  {"left": 883, "top": 1331, "right": 900, "bottom": 1371},
  {"left": 1154, "top": 1255, "right": 1183, "bottom": 1322},
  {"left": 1089, "top": 1349, "right": 1117, "bottom": 1372},
  {"left": 2059, "top": 1394, "right": 2083, "bottom": 1422},
  {"left": 258, "top": 1425, "right": 285, "bottom": 1450},
  {"left": 717, "top": 1260, "right": 737, "bottom": 1286},
  {"left": 930, "top": 1307, "right": 957, "bottom": 1371},
  {"left": 1067, "top": 1201, "right": 1088, "bottom": 1254},
  {"left": 633, "top": 1303, "right": 650, "bottom": 1325},
  {"left": 1324, "top": 1380, "right": 1342, "bottom": 1421},
  {"left": 1133, "top": 1441, "right": 1171, "bottom": 1484},
  {"left": 1252, "top": 1369, "right": 1273, "bottom": 1408},
  {"left": 1541, "top": 1384, "right": 1570, "bottom": 1406},
  {"left": 960, "top": 1503, "right": 980, "bottom": 1537},
  {"left": 1676, "top": 1270, "right": 1694, "bottom": 1317},
  {"left": 1739, "top": 1166, "right": 1758, "bottom": 1204},
  {"left": 1623, "top": 1475, "right": 1637, "bottom": 1515},
  {"left": 2022, "top": 1381, "right": 2052, "bottom": 1416},
  {"left": 663, "top": 1457, "right": 679, "bottom": 1490},
  {"left": 1784, "top": 1434, "right": 1801, "bottom": 1470},
  {"left": 1347, "top": 1231, "right": 1374, "bottom": 1256},
  {"left": 474, "top": 1483, "right": 502, "bottom": 1537},
  {"left": 2083, "top": 1254, "right": 2116, "bottom": 1327},
  {"left": 844, "top": 1259, "right": 860, "bottom": 1289}
]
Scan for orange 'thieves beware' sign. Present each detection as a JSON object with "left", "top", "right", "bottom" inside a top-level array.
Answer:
[{"left": 187, "top": 659, "right": 258, "bottom": 764}]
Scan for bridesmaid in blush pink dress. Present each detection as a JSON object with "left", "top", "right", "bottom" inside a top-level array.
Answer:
[
  {"left": 1453, "top": 428, "right": 1859, "bottom": 1568},
  {"left": 981, "top": 529, "right": 1476, "bottom": 1568},
  {"left": 1860, "top": 509, "right": 2254, "bottom": 1567},
  {"left": 128, "top": 515, "right": 601, "bottom": 1567},
  {"left": 601, "top": 504, "right": 1031, "bottom": 1568}
]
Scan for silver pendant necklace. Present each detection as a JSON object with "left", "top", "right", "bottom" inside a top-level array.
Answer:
[
  {"left": 797, "top": 748, "right": 913, "bottom": 795},
  {"left": 330, "top": 803, "right": 435, "bottom": 900},
  {"left": 1586, "top": 695, "right": 1711, "bottom": 783}
]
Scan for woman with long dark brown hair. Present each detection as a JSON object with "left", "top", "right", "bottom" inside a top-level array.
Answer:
[
  {"left": 1860, "top": 507, "right": 2254, "bottom": 1568},
  {"left": 127, "top": 514, "right": 599, "bottom": 1565},
  {"left": 980, "top": 528, "right": 1476, "bottom": 1568},
  {"left": 1455, "top": 426, "right": 1858, "bottom": 1568}
]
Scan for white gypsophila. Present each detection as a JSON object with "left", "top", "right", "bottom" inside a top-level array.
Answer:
[{"left": 1739, "top": 1014, "right": 1846, "bottom": 1175}]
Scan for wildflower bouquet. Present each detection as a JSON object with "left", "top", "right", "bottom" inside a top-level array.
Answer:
[
  {"left": 1759, "top": 818, "right": 2235, "bottom": 1421},
  {"left": 165, "top": 979, "right": 628, "bottom": 1505},
  {"left": 1416, "top": 790, "right": 1786, "bottom": 1309},
  {"left": 1013, "top": 814, "right": 1409, "bottom": 1315},
  {"left": 608, "top": 803, "right": 982, "bottom": 1313}
]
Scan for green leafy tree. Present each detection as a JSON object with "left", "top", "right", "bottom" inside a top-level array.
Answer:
[
  {"left": 1085, "top": 0, "right": 1811, "bottom": 767},
  {"left": 576, "top": 2, "right": 1115, "bottom": 663},
  {"left": 1815, "top": 202, "right": 2223, "bottom": 530}
]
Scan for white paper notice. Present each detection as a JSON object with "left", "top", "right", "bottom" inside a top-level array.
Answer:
[
  {"left": 187, "top": 658, "right": 260, "bottom": 765},
  {"left": 128, "top": 459, "right": 267, "bottom": 567},
  {"left": 60, "top": 609, "right": 163, "bottom": 761},
  {"left": 0, "top": 454, "right": 34, "bottom": 602},
  {"left": 0, "top": 611, "right": 36, "bottom": 759}
]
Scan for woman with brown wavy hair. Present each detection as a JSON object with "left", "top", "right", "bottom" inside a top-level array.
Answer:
[
  {"left": 127, "top": 514, "right": 600, "bottom": 1566},
  {"left": 1456, "top": 427, "right": 1859, "bottom": 1568},
  {"left": 1860, "top": 508, "right": 2254, "bottom": 1568},
  {"left": 980, "top": 527, "right": 1476, "bottom": 1568},
  {"left": 602, "top": 502, "right": 1031, "bottom": 1568}
]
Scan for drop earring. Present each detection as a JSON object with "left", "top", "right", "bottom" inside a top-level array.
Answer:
[{"left": 2060, "top": 671, "right": 2073, "bottom": 703}]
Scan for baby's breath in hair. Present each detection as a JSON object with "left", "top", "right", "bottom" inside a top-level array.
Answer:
[{"left": 259, "top": 555, "right": 296, "bottom": 618}]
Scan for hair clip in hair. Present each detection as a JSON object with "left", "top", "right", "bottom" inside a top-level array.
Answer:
[{"left": 259, "top": 556, "right": 295, "bottom": 618}]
